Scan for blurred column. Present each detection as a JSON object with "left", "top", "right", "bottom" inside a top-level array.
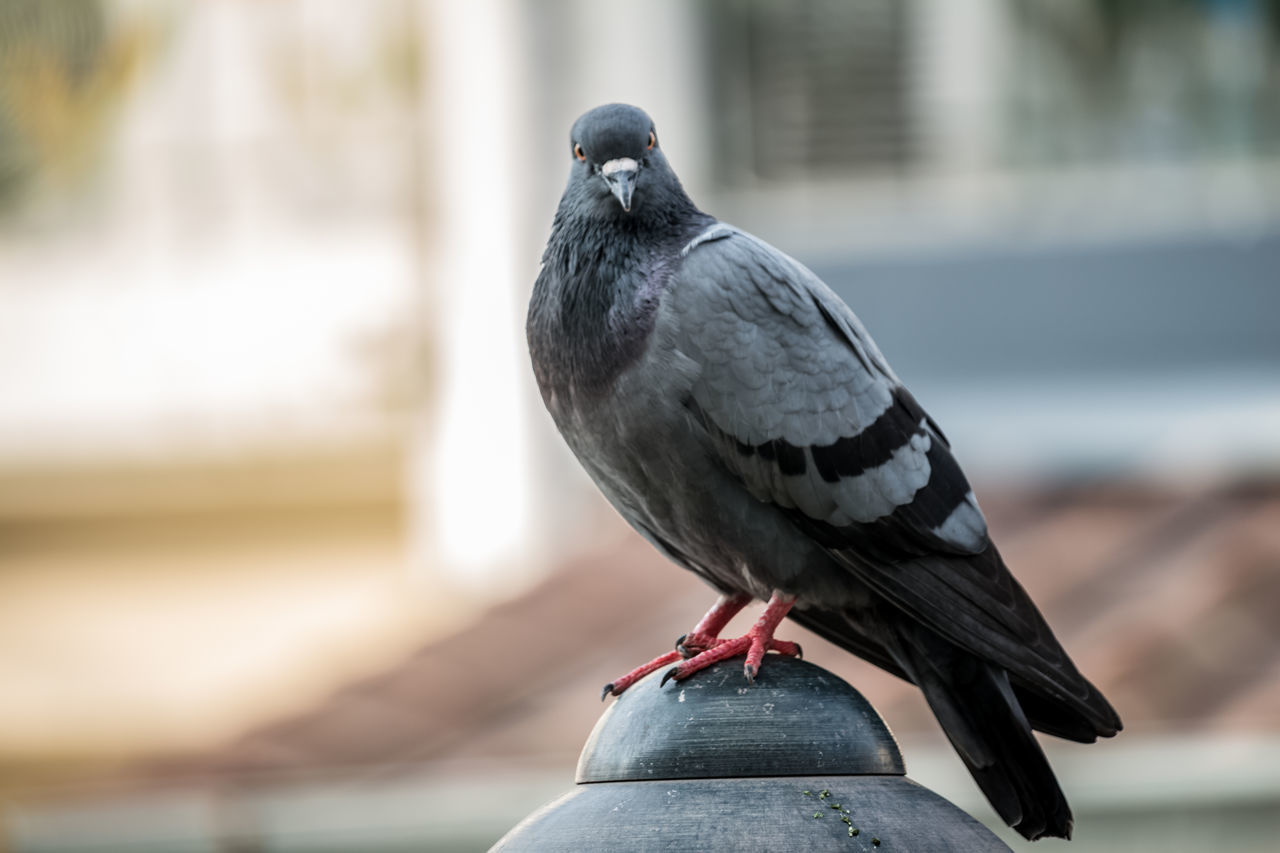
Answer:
[
  {"left": 408, "top": 0, "right": 711, "bottom": 592},
  {"left": 913, "top": 0, "right": 1008, "bottom": 179},
  {"left": 410, "top": 0, "right": 533, "bottom": 588}
]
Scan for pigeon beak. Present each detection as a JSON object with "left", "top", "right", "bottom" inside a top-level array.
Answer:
[{"left": 600, "top": 158, "right": 638, "bottom": 212}]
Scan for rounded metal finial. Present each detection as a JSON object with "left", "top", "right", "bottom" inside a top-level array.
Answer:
[
  {"left": 493, "top": 657, "right": 1010, "bottom": 851},
  {"left": 578, "top": 656, "right": 904, "bottom": 782}
]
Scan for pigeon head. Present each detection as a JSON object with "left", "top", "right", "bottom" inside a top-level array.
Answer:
[{"left": 566, "top": 103, "right": 691, "bottom": 220}]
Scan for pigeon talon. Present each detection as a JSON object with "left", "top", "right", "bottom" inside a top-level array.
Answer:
[
  {"left": 744, "top": 640, "right": 769, "bottom": 675},
  {"left": 660, "top": 666, "right": 681, "bottom": 687},
  {"left": 675, "top": 633, "right": 701, "bottom": 659},
  {"left": 676, "top": 630, "right": 725, "bottom": 658},
  {"left": 601, "top": 683, "right": 615, "bottom": 702}
]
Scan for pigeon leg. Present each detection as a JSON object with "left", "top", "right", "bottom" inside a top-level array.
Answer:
[
  {"left": 662, "top": 591, "right": 799, "bottom": 686},
  {"left": 675, "top": 592, "right": 751, "bottom": 657},
  {"left": 602, "top": 593, "right": 752, "bottom": 699}
]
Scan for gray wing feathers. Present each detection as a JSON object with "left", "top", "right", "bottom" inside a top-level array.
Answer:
[
  {"left": 672, "top": 227, "right": 978, "bottom": 540},
  {"left": 678, "top": 229, "right": 893, "bottom": 444}
]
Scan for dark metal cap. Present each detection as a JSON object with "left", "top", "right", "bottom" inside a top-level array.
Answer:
[
  {"left": 576, "top": 656, "right": 905, "bottom": 783},
  {"left": 495, "top": 657, "right": 1011, "bottom": 851}
]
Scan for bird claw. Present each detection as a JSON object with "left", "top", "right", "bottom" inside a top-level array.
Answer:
[
  {"left": 675, "top": 630, "right": 720, "bottom": 659},
  {"left": 660, "top": 666, "right": 681, "bottom": 687},
  {"left": 744, "top": 663, "right": 758, "bottom": 684},
  {"left": 601, "top": 683, "right": 616, "bottom": 702}
]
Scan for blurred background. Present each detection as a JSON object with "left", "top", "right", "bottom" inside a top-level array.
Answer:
[{"left": 1, "top": 0, "right": 1278, "bottom": 850}]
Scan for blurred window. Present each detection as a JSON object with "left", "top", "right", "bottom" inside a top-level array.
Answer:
[
  {"left": 1003, "top": 0, "right": 1280, "bottom": 167},
  {"left": 705, "top": 0, "right": 916, "bottom": 182},
  {"left": 708, "top": 0, "right": 1280, "bottom": 183}
]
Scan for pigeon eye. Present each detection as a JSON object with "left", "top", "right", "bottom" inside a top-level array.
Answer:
[
  {"left": 574, "top": 143, "right": 586, "bottom": 162},
  {"left": 647, "top": 132, "right": 655, "bottom": 150}
]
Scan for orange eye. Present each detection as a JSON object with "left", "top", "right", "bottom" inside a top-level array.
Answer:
[
  {"left": 574, "top": 143, "right": 586, "bottom": 161},
  {"left": 647, "top": 131, "right": 655, "bottom": 150}
]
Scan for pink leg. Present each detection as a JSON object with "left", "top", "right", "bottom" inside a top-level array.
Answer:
[
  {"left": 601, "top": 593, "right": 750, "bottom": 700},
  {"left": 676, "top": 592, "right": 751, "bottom": 657},
  {"left": 661, "top": 591, "right": 799, "bottom": 686}
]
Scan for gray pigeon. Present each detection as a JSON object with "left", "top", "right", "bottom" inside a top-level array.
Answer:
[{"left": 527, "top": 103, "right": 1121, "bottom": 841}]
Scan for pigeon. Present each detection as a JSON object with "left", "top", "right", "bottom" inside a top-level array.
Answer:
[{"left": 527, "top": 103, "right": 1121, "bottom": 841}]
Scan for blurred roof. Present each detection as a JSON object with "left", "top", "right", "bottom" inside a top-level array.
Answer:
[{"left": 135, "top": 475, "right": 1280, "bottom": 790}]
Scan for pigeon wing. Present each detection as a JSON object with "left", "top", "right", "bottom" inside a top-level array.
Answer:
[
  {"left": 670, "top": 225, "right": 987, "bottom": 554},
  {"left": 669, "top": 227, "right": 1117, "bottom": 728}
]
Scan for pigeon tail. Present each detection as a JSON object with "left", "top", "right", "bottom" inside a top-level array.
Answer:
[{"left": 890, "top": 625, "right": 1074, "bottom": 841}]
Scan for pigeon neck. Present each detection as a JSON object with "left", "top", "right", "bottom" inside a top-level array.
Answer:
[{"left": 530, "top": 203, "right": 712, "bottom": 402}]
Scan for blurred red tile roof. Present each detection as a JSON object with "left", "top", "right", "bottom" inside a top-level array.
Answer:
[{"left": 149, "top": 478, "right": 1280, "bottom": 786}]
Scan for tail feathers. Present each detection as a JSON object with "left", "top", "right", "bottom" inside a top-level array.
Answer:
[
  {"left": 897, "top": 633, "right": 1074, "bottom": 841},
  {"left": 789, "top": 606, "right": 1123, "bottom": 744},
  {"left": 1015, "top": 682, "right": 1121, "bottom": 743}
]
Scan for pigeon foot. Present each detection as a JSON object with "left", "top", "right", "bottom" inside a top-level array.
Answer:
[
  {"left": 662, "top": 591, "right": 798, "bottom": 687},
  {"left": 660, "top": 635, "right": 801, "bottom": 686},
  {"left": 601, "top": 592, "right": 754, "bottom": 699}
]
